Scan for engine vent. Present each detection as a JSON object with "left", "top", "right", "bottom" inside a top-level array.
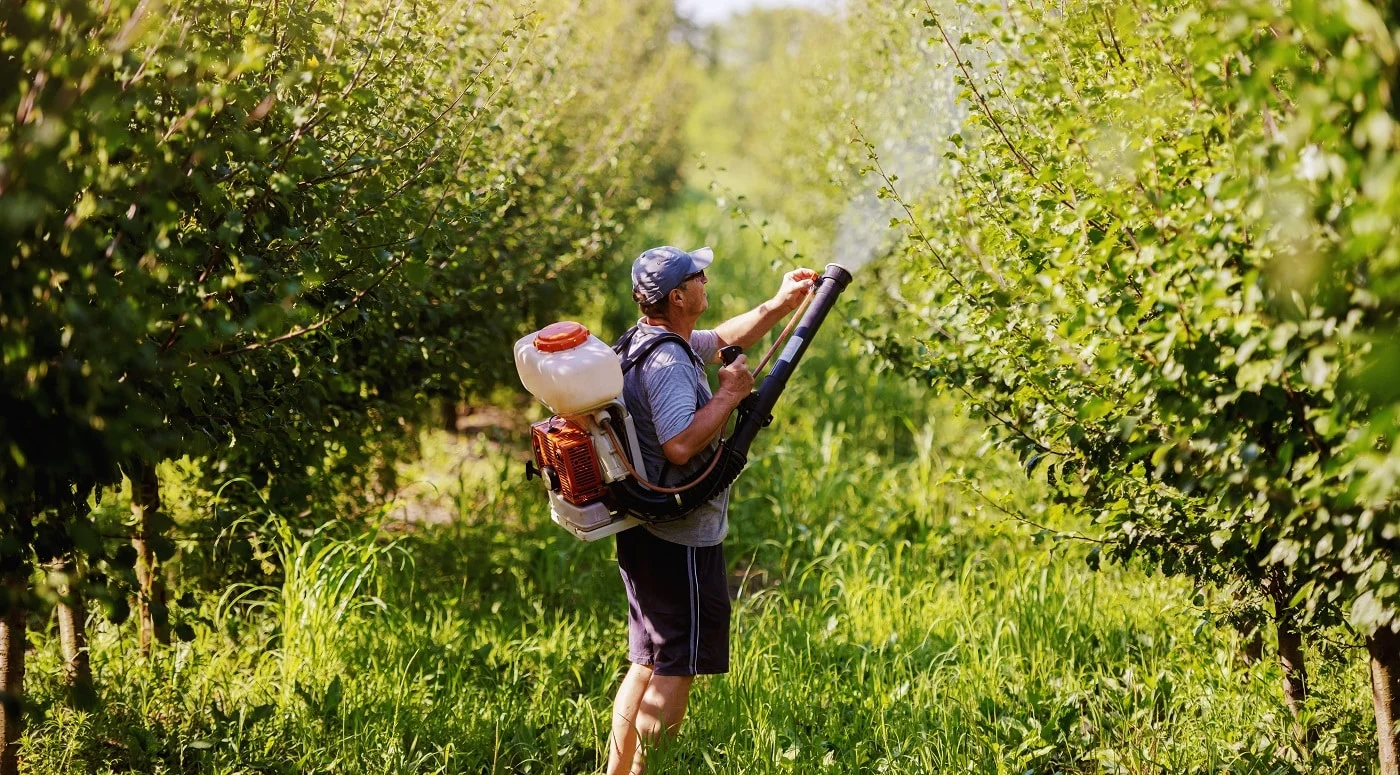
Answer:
[{"left": 530, "top": 417, "right": 606, "bottom": 505}]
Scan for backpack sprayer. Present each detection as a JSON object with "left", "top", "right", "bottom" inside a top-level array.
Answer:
[{"left": 514, "top": 263, "right": 853, "bottom": 540}]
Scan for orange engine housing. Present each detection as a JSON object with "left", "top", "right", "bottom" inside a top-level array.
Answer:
[{"left": 530, "top": 417, "right": 607, "bottom": 506}]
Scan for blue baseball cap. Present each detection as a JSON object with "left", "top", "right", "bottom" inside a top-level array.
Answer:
[{"left": 631, "top": 245, "right": 714, "bottom": 305}]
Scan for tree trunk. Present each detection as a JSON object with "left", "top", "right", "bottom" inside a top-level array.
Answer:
[
  {"left": 441, "top": 400, "right": 461, "bottom": 433},
  {"left": 53, "top": 555, "right": 94, "bottom": 709},
  {"left": 1242, "top": 626, "right": 1264, "bottom": 666},
  {"left": 130, "top": 464, "right": 169, "bottom": 655},
  {"left": 1234, "top": 619, "right": 1263, "bottom": 668},
  {"left": 1230, "top": 588, "right": 1263, "bottom": 670},
  {"left": 1371, "top": 626, "right": 1400, "bottom": 775},
  {"left": 1274, "top": 601, "right": 1312, "bottom": 744},
  {"left": 1, "top": 565, "right": 28, "bottom": 775}
]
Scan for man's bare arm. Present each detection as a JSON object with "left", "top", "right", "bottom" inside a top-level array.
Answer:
[
  {"left": 712, "top": 268, "right": 818, "bottom": 354},
  {"left": 660, "top": 357, "right": 753, "bottom": 465}
]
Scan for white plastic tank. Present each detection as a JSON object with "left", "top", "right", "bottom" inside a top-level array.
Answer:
[{"left": 514, "top": 321, "right": 624, "bottom": 416}]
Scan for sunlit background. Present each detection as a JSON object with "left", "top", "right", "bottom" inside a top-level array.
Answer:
[{"left": 675, "top": 0, "right": 831, "bottom": 23}]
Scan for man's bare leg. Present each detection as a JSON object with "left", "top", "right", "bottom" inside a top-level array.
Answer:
[
  {"left": 607, "top": 663, "right": 652, "bottom": 775},
  {"left": 627, "top": 674, "right": 694, "bottom": 774}
]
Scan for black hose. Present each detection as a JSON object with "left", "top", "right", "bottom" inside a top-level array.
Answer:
[{"left": 611, "top": 263, "right": 854, "bottom": 521}]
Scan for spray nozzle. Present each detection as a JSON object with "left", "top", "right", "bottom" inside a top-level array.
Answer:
[{"left": 719, "top": 345, "right": 744, "bottom": 366}]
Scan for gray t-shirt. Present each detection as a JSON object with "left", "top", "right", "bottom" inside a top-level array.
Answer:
[{"left": 620, "top": 319, "right": 730, "bottom": 547}]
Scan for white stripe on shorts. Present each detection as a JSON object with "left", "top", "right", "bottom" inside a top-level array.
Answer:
[{"left": 688, "top": 547, "right": 699, "bottom": 675}]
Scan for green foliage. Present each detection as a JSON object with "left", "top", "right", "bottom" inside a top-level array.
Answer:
[
  {"left": 801, "top": 0, "right": 1400, "bottom": 639},
  {"left": 1, "top": 0, "right": 685, "bottom": 603}
]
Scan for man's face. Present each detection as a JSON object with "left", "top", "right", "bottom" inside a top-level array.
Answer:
[{"left": 677, "top": 269, "right": 708, "bottom": 317}]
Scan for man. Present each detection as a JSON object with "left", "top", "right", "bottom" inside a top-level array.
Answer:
[{"left": 607, "top": 245, "right": 817, "bottom": 774}]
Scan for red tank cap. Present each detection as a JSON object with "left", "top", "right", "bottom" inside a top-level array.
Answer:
[{"left": 534, "top": 321, "right": 590, "bottom": 352}]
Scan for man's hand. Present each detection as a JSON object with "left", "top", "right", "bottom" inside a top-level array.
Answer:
[
  {"left": 717, "top": 354, "right": 754, "bottom": 401},
  {"left": 713, "top": 267, "right": 820, "bottom": 353},
  {"left": 771, "top": 267, "right": 820, "bottom": 313}
]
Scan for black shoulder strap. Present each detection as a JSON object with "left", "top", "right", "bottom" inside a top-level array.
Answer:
[
  {"left": 614, "top": 325, "right": 703, "bottom": 374},
  {"left": 612, "top": 325, "right": 711, "bottom": 489},
  {"left": 611, "top": 325, "right": 640, "bottom": 358}
]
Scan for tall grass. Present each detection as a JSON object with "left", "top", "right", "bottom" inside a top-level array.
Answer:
[
  {"left": 19, "top": 441, "right": 1375, "bottom": 773},
  {"left": 214, "top": 518, "right": 405, "bottom": 709}
]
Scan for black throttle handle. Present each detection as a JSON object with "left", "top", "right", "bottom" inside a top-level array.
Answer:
[{"left": 719, "top": 345, "right": 744, "bottom": 366}]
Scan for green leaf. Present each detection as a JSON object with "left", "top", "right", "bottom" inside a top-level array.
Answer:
[
  {"left": 1077, "top": 398, "right": 1113, "bottom": 422},
  {"left": 67, "top": 520, "right": 102, "bottom": 556}
]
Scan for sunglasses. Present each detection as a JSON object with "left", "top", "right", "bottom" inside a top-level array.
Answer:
[{"left": 681, "top": 269, "right": 707, "bottom": 286}]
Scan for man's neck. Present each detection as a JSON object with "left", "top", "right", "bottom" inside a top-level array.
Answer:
[{"left": 642, "top": 315, "right": 695, "bottom": 341}]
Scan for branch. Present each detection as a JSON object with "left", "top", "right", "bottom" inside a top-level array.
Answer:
[
  {"left": 352, "top": 14, "right": 530, "bottom": 222},
  {"left": 267, "top": 0, "right": 407, "bottom": 161},
  {"left": 705, "top": 174, "right": 803, "bottom": 266},
  {"left": 955, "top": 478, "right": 1108, "bottom": 544},
  {"left": 271, "top": 0, "right": 353, "bottom": 171},
  {"left": 1102, "top": 7, "right": 1127, "bottom": 65},
  {"left": 924, "top": 4, "right": 1038, "bottom": 178},
  {"left": 851, "top": 120, "right": 972, "bottom": 296},
  {"left": 200, "top": 250, "right": 409, "bottom": 362},
  {"left": 925, "top": 6, "right": 1119, "bottom": 241},
  {"left": 951, "top": 383, "right": 1074, "bottom": 456}
]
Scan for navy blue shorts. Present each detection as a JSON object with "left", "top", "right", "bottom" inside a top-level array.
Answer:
[{"left": 616, "top": 526, "right": 730, "bottom": 676}]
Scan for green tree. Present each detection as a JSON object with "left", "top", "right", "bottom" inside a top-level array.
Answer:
[
  {"left": 0, "top": 0, "right": 684, "bottom": 767},
  {"left": 834, "top": 0, "right": 1400, "bottom": 767}
]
